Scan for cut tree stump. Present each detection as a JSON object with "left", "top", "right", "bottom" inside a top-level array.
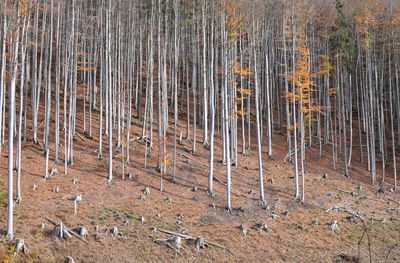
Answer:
[{"left": 46, "top": 217, "right": 88, "bottom": 243}]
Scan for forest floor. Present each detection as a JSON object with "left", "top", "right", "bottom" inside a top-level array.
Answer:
[{"left": 0, "top": 107, "right": 399, "bottom": 263}]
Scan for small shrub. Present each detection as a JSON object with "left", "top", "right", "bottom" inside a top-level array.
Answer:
[{"left": 0, "top": 191, "right": 7, "bottom": 207}]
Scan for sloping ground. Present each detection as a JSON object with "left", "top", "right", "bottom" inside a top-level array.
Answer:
[{"left": 0, "top": 117, "right": 399, "bottom": 262}]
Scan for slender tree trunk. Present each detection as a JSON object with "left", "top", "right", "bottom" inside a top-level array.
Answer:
[
  {"left": 254, "top": 44, "right": 266, "bottom": 204},
  {"left": 7, "top": 7, "right": 21, "bottom": 240}
]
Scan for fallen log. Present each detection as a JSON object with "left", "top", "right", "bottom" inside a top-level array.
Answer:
[
  {"left": 384, "top": 194, "right": 400, "bottom": 205},
  {"left": 154, "top": 227, "right": 231, "bottom": 253}
]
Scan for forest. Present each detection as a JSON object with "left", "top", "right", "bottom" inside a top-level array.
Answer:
[{"left": 0, "top": 0, "right": 399, "bottom": 262}]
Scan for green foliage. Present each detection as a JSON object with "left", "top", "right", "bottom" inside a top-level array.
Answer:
[{"left": 330, "top": 0, "right": 356, "bottom": 72}]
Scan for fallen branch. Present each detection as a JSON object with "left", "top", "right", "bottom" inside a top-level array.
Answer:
[
  {"left": 131, "top": 135, "right": 151, "bottom": 147},
  {"left": 38, "top": 120, "right": 45, "bottom": 129},
  {"left": 75, "top": 132, "right": 86, "bottom": 142},
  {"left": 156, "top": 228, "right": 194, "bottom": 239},
  {"left": 325, "top": 206, "right": 371, "bottom": 262},
  {"left": 205, "top": 239, "right": 231, "bottom": 251},
  {"left": 354, "top": 213, "right": 372, "bottom": 263},
  {"left": 384, "top": 194, "right": 400, "bottom": 205},
  {"left": 212, "top": 176, "right": 246, "bottom": 198},
  {"left": 46, "top": 217, "right": 88, "bottom": 243},
  {"left": 325, "top": 205, "right": 346, "bottom": 213},
  {"left": 336, "top": 188, "right": 383, "bottom": 202},
  {"left": 154, "top": 227, "right": 230, "bottom": 252}
]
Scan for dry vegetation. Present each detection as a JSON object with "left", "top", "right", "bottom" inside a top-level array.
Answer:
[{"left": 0, "top": 114, "right": 399, "bottom": 262}]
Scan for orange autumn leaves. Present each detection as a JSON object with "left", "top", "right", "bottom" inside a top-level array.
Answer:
[{"left": 286, "top": 45, "right": 333, "bottom": 127}]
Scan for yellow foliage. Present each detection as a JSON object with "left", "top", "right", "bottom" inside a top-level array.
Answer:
[
  {"left": 237, "top": 88, "right": 252, "bottom": 95},
  {"left": 234, "top": 62, "right": 253, "bottom": 76},
  {"left": 354, "top": 0, "right": 384, "bottom": 50},
  {"left": 234, "top": 109, "right": 249, "bottom": 118},
  {"left": 287, "top": 44, "right": 321, "bottom": 127},
  {"left": 115, "top": 154, "right": 126, "bottom": 160},
  {"left": 228, "top": 33, "right": 240, "bottom": 38},
  {"left": 225, "top": 0, "right": 245, "bottom": 39},
  {"left": 318, "top": 55, "right": 333, "bottom": 76},
  {"left": 328, "top": 87, "right": 337, "bottom": 97},
  {"left": 285, "top": 91, "right": 299, "bottom": 101}
]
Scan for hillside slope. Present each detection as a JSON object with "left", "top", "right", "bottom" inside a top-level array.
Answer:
[{"left": 0, "top": 115, "right": 399, "bottom": 263}]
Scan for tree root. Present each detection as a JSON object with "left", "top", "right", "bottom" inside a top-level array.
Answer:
[{"left": 195, "top": 236, "right": 205, "bottom": 249}]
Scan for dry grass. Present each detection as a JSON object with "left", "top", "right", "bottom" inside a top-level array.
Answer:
[{"left": 0, "top": 102, "right": 399, "bottom": 262}]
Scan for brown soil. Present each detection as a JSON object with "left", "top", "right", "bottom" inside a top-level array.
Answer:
[{"left": 0, "top": 104, "right": 399, "bottom": 263}]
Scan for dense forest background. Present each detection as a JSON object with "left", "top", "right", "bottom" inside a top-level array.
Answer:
[{"left": 0, "top": 0, "right": 399, "bottom": 261}]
